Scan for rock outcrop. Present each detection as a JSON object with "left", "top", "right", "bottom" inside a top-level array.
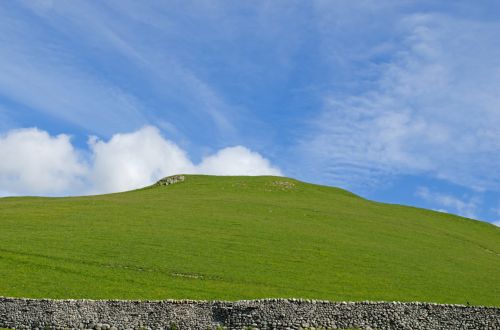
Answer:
[{"left": 155, "top": 175, "right": 185, "bottom": 187}]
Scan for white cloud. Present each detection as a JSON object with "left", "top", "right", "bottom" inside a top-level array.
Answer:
[
  {"left": 0, "top": 126, "right": 281, "bottom": 196},
  {"left": 196, "top": 146, "right": 282, "bottom": 176},
  {"left": 492, "top": 221, "right": 500, "bottom": 227},
  {"left": 416, "top": 186, "right": 478, "bottom": 219},
  {"left": 88, "top": 126, "right": 195, "bottom": 194},
  {"left": 300, "top": 13, "right": 500, "bottom": 191},
  {"left": 0, "top": 128, "right": 87, "bottom": 195}
]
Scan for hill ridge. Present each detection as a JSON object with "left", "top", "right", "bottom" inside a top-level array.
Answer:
[{"left": 0, "top": 175, "right": 498, "bottom": 306}]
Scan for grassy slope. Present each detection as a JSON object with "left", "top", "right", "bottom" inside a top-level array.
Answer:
[{"left": 0, "top": 175, "right": 498, "bottom": 306}]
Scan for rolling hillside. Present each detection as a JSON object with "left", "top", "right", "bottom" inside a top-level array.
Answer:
[{"left": 0, "top": 175, "right": 498, "bottom": 306}]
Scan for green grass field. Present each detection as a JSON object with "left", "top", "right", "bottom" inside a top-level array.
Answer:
[{"left": 0, "top": 175, "right": 498, "bottom": 305}]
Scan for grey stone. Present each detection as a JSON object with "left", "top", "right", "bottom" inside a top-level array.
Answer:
[{"left": 0, "top": 297, "right": 498, "bottom": 330}]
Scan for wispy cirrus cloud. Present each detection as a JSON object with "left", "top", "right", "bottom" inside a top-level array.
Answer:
[
  {"left": 415, "top": 186, "right": 479, "bottom": 219},
  {"left": 1, "top": 1, "right": 242, "bottom": 140},
  {"left": 298, "top": 12, "right": 500, "bottom": 192},
  {"left": 0, "top": 3, "right": 147, "bottom": 136}
]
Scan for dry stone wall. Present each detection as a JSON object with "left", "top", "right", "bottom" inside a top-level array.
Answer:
[{"left": 0, "top": 297, "right": 499, "bottom": 330}]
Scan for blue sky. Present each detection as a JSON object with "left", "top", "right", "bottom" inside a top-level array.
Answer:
[{"left": 1, "top": 1, "right": 500, "bottom": 226}]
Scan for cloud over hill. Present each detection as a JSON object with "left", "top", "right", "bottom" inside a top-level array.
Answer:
[{"left": 0, "top": 126, "right": 281, "bottom": 196}]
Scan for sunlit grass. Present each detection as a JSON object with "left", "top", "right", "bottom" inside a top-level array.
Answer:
[{"left": 0, "top": 175, "right": 499, "bottom": 306}]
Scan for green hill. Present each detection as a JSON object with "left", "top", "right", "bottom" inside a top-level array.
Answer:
[{"left": 0, "top": 175, "right": 498, "bottom": 306}]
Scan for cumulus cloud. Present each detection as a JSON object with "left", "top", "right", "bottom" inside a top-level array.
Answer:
[
  {"left": 196, "top": 146, "right": 281, "bottom": 176},
  {"left": 0, "top": 128, "right": 87, "bottom": 196},
  {"left": 415, "top": 186, "right": 478, "bottom": 219},
  {"left": 0, "top": 126, "right": 282, "bottom": 196},
  {"left": 88, "top": 127, "right": 195, "bottom": 194}
]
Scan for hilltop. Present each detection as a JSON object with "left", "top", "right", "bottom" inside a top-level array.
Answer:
[{"left": 0, "top": 175, "right": 498, "bottom": 306}]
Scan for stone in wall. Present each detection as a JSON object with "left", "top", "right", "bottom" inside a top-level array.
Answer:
[{"left": 0, "top": 298, "right": 499, "bottom": 330}]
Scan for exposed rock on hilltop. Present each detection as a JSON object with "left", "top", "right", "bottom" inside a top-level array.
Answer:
[{"left": 155, "top": 175, "right": 185, "bottom": 186}]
